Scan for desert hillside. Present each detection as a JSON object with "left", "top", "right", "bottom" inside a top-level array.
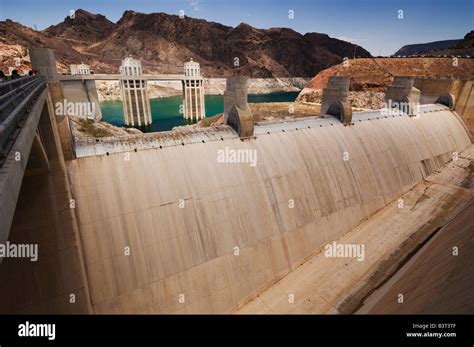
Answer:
[
  {"left": 0, "top": 9, "right": 371, "bottom": 77},
  {"left": 394, "top": 31, "right": 474, "bottom": 57},
  {"left": 305, "top": 58, "right": 473, "bottom": 90},
  {"left": 297, "top": 57, "right": 474, "bottom": 107},
  {"left": 394, "top": 40, "right": 461, "bottom": 56}
]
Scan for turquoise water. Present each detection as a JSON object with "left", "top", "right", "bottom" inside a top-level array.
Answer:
[{"left": 100, "top": 92, "right": 300, "bottom": 133}]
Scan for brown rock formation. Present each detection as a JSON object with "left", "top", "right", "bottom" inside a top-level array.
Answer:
[
  {"left": 301, "top": 57, "right": 474, "bottom": 92},
  {"left": 43, "top": 9, "right": 115, "bottom": 42},
  {"left": 0, "top": 9, "right": 371, "bottom": 77},
  {"left": 297, "top": 57, "right": 474, "bottom": 109}
]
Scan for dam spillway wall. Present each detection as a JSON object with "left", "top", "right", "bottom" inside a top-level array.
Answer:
[
  {"left": 67, "top": 106, "right": 471, "bottom": 313},
  {"left": 413, "top": 77, "right": 474, "bottom": 133}
]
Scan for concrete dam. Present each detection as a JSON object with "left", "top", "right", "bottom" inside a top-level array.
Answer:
[
  {"left": 0, "top": 49, "right": 472, "bottom": 314},
  {"left": 64, "top": 105, "right": 471, "bottom": 313}
]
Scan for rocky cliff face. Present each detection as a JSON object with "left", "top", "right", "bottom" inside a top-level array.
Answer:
[
  {"left": 0, "top": 19, "right": 85, "bottom": 73},
  {"left": 300, "top": 57, "right": 474, "bottom": 92},
  {"left": 1, "top": 9, "right": 371, "bottom": 77},
  {"left": 453, "top": 31, "right": 474, "bottom": 53},
  {"left": 394, "top": 40, "right": 461, "bottom": 56},
  {"left": 394, "top": 31, "right": 474, "bottom": 56},
  {"left": 43, "top": 9, "right": 115, "bottom": 42}
]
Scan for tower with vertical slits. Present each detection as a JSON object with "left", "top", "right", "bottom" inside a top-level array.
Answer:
[
  {"left": 182, "top": 59, "right": 205, "bottom": 121},
  {"left": 120, "top": 56, "right": 152, "bottom": 127}
]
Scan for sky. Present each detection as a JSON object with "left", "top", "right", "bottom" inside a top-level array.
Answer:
[{"left": 0, "top": 0, "right": 473, "bottom": 55}]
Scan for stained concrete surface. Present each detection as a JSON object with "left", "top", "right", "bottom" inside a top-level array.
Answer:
[
  {"left": 237, "top": 145, "right": 474, "bottom": 313},
  {"left": 66, "top": 107, "right": 470, "bottom": 313},
  {"left": 0, "top": 103, "right": 471, "bottom": 314},
  {"left": 356, "top": 148, "right": 474, "bottom": 314},
  {"left": 356, "top": 201, "right": 473, "bottom": 314}
]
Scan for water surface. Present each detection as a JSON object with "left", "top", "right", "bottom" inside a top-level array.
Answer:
[{"left": 100, "top": 92, "right": 299, "bottom": 132}]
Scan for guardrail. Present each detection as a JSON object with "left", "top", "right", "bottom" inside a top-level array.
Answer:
[{"left": 0, "top": 76, "right": 47, "bottom": 163}]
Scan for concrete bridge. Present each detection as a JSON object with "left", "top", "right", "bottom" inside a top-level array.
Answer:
[
  {"left": 0, "top": 47, "right": 472, "bottom": 314},
  {"left": 59, "top": 74, "right": 186, "bottom": 81},
  {"left": 0, "top": 76, "right": 49, "bottom": 245}
]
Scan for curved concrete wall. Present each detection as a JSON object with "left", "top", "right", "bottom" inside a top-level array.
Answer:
[
  {"left": 67, "top": 107, "right": 471, "bottom": 313},
  {"left": 413, "top": 78, "right": 474, "bottom": 133}
]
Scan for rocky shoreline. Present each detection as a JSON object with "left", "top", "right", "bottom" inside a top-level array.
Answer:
[
  {"left": 297, "top": 88, "right": 385, "bottom": 110},
  {"left": 70, "top": 117, "right": 142, "bottom": 140},
  {"left": 96, "top": 78, "right": 310, "bottom": 101}
]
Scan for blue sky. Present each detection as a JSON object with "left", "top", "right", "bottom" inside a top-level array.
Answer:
[{"left": 0, "top": 0, "right": 472, "bottom": 55}]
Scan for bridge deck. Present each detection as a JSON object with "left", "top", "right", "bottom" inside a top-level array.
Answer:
[
  {"left": 59, "top": 74, "right": 187, "bottom": 81},
  {"left": 0, "top": 78, "right": 47, "bottom": 245}
]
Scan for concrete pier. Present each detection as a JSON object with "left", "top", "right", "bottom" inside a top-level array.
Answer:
[
  {"left": 120, "top": 57, "right": 152, "bottom": 127},
  {"left": 385, "top": 77, "right": 420, "bottom": 116},
  {"left": 182, "top": 59, "right": 205, "bottom": 121},
  {"left": 320, "top": 76, "right": 352, "bottom": 124},
  {"left": 320, "top": 75, "right": 351, "bottom": 117},
  {"left": 223, "top": 76, "right": 250, "bottom": 124}
]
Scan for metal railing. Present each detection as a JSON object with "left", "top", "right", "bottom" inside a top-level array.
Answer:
[{"left": 0, "top": 76, "right": 46, "bottom": 163}]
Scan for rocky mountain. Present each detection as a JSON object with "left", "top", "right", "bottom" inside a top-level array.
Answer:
[
  {"left": 394, "top": 39, "right": 461, "bottom": 56},
  {"left": 43, "top": 9, "right": 115, "bottom": 42},
  {"left": 0, "top": 9, "right": 371, "bottom": 77},
  {"left": 452, "top": 31, "right": 474, "bottom": 54},
  {"left": 394, "top": 31, "right": 474, "bottom": 56},
  {"left": 303, "top": 33, "right": 366, "bottom": 59},
  {"left": 0, "top": 19, "right": 87, "bottom": 73}
]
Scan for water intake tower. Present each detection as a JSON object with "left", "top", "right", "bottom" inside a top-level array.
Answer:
[
  {"left": 182, "top": 59, "right": 205, "bottom": 121},
  {"left": 120, "top": 56, "right": 152, "bottom": 127}
]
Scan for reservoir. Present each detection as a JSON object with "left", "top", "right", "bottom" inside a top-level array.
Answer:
[{"left": 100, "top": 92, "right": 300, "bottom": 132}]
